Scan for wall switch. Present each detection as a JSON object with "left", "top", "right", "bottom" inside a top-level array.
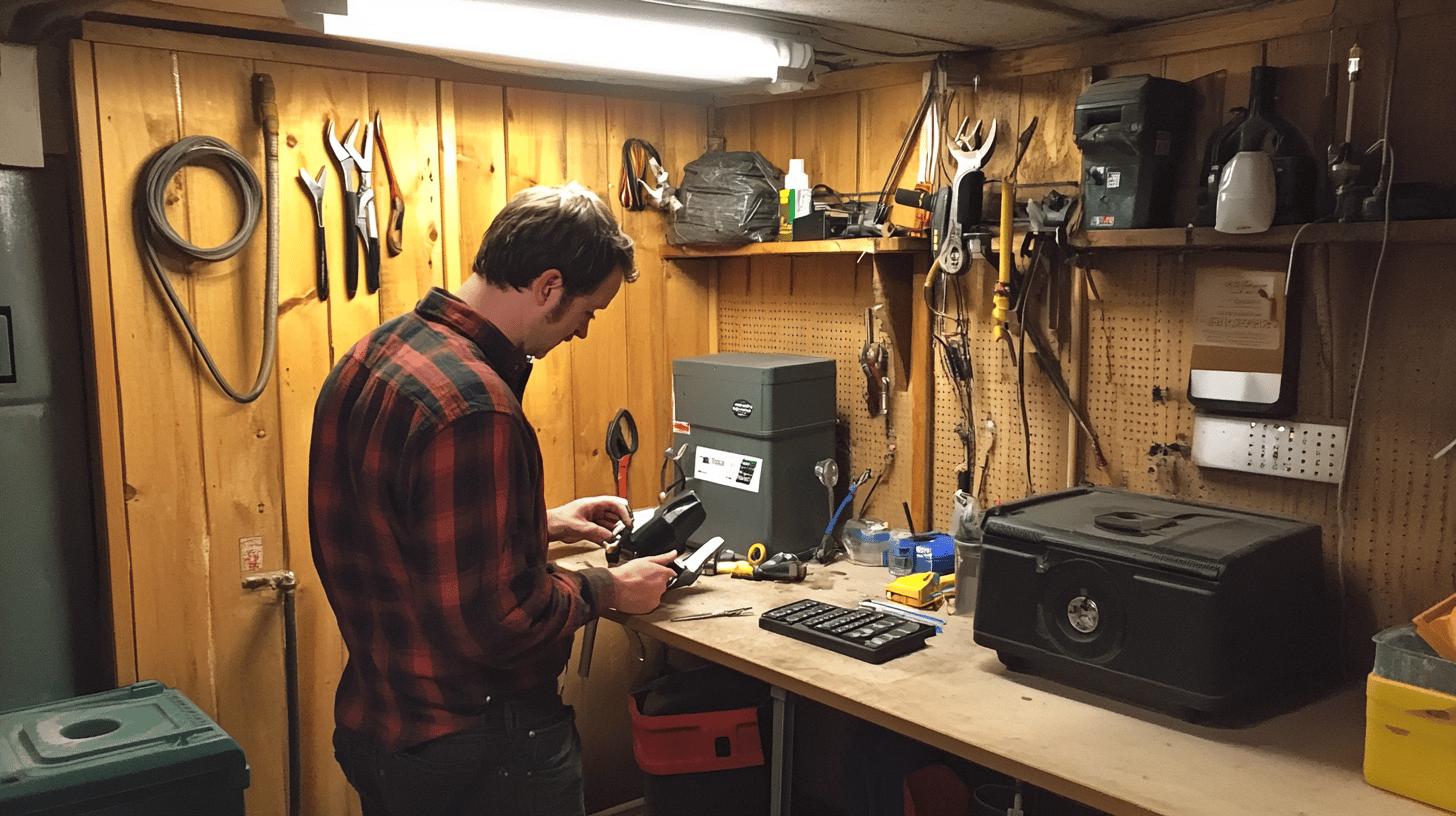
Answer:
[
  {"left": 0, "top": 43, "right": 43, "bottom": 168},
  {"left": 1192, "top": 414, "right": 1347, "bottom": 483}
]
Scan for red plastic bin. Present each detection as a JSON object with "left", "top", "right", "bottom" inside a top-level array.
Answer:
[{"left": 628, "top": 692, "right": 764, "bottom": 775}]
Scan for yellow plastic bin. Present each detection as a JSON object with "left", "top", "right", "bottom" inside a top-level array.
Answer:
[{"left": 1364, "top": 672, "right": 1456, "bottom": 812}]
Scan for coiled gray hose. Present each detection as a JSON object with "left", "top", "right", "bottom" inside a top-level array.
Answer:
[{"left": 134, "top": 74, "right": 279, "bottom": 404}]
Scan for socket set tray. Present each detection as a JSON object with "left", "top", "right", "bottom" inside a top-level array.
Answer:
[{"left": 759, "top": 599, "right": 936, "bottom": 664}]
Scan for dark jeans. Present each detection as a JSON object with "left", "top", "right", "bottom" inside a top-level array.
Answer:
[{"left": 334, "top": 695, "right": 584, "bottom": 816}]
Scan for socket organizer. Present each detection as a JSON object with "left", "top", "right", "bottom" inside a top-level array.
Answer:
[{"left": 1191, "top": 415, "right": 1347, "bottom": 483}]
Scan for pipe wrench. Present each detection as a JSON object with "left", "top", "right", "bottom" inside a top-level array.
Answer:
[
  {"left": 940, "top": 117, "right": 997, "bottom": 276},
  {"left": 343, "top": 119, "right": 381, "bottom": 295}
]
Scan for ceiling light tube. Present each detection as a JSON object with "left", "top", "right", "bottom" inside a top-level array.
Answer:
[{"left": 319, "top": 0, "right": 805, "bottom": 83}]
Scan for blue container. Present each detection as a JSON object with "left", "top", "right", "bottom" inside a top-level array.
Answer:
[
  {"left": 0, "top": 681, "right": 248, "bottom": 815},
  {"left": 913, "top": 533, "right": 956, "bottom": 575}
]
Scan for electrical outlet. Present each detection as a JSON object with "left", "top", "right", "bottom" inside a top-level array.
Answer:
[{"left": 1192, "top": 415, "right": 1347, "bottom": 483}]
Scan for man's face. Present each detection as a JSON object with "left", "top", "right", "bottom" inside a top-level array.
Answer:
[{"left": 527, "top": 270, "right": 623, "bottom": 357}]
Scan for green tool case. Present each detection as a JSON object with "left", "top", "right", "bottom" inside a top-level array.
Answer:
[{"left": 0, "top": 681, "right": 248, "bottom": 815}]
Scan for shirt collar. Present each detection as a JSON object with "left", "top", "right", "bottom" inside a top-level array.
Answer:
[{"left": 416, "top": 288, "right": 531, "bottom": 393}]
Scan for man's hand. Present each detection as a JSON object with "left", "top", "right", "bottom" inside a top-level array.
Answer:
[
  {"left": 548, "top": 496, "right": 631, "bottom": 544},
  {"left": 610, "top": 551, "right": 679, "bottom": 614}
]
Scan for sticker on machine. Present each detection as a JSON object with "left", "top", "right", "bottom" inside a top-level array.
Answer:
[
  {"left": 1106, "top": 170, "right": 1121, "bottom": 189},
  {"left": 693, "top": 445, "right": 764, "bottom": 493},
  {"left": 672, "top": 420, "right": 691, "bottom": 435}
]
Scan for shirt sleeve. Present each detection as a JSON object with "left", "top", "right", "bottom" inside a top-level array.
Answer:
[{"left": 404, "top": 408, "right": 616, "bottom": 668}]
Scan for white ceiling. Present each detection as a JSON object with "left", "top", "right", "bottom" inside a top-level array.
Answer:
[
  {"left": 636, "top": 0, "right": 1256, "bottom": 63},
  {"left": 0, "top": 0, "right": 1261, "bottom": 85}
]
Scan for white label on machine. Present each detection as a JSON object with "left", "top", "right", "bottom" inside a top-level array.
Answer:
[
  {"left": 693, "top": 445, "right": 764, "bottom": 493},
  {"left": 1106, "top": 170, "right": 1121, "bottom": 189}
]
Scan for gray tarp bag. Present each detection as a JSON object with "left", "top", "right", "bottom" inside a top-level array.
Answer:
[{"left": 670, "top": 150, "right": 783, "bottom": 245}]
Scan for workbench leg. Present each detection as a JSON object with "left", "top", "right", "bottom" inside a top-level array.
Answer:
[{"left": 770, "top": 686, "right": 795, "bottom": 816}]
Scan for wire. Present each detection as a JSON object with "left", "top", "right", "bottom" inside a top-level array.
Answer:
[
  {"left": 134, "top": 132, "right": 277, "bottom": 404},
  {"left": 1334, "top": 5, "right": 1399, "bottom": 673}
]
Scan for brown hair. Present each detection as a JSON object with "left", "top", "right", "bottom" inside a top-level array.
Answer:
[{"left": 472, "top": 183, "right": 636, "bottom": 296}]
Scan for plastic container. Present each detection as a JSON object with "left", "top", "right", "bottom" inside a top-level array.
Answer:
[
  {"left": 0, "top": 681, "right": 249, "bottom": 816},
  {"left": 1364, "top": 673, "right": 1456, "bottom": 812},
  {"left": 888, "top": 529, "right": 916, "bottom": 576},
  {"left": 953, "top": 540, "right": 981, "bottom": 616},
  {"left": 912, "top": 533, "right": 955, "bottom": 575},
  {"left": 1413, "top": 592, "right": 1456, "bottom": 662},
  {"left": 1215, "top": 150, "right": 1276, "bottom": 233},
  {"left": 842, "top": 518, "right": 891, "bottom": 567},
  {"left": 1372, "top": 624, "right": 1456, "bottom": 696},
  {"left": 785, "top": 158, "right": 811, "bottom": 223}
]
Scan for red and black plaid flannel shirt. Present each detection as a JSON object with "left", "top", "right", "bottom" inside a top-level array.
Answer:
[{"left": 309, "top": 288, "right": 615, "bottom": 751}]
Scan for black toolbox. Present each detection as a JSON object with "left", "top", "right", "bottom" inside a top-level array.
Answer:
[{"left": 973, "top": 487, "right": 1335, "bottom": 721}]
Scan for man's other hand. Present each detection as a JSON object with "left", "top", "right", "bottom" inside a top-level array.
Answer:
[
  {"left": 548, "top": 496, "right": 632, "bottom": 544},
  {"left": 610, "top": 551, "right": 679, "bottom": 614}
]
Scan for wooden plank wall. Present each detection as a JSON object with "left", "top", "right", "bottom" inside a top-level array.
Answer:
[
  {"left": 716, "top": 0, "right": 1456, "bottom": 665},
  {"left": 71, "top": 29, "right": 707, "bottom": 816}
]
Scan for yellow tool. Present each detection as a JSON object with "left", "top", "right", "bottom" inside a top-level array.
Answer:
[
  {"left": 992, "top": 116, "right": 1039, "bottom": 341},
  {"left": 886, "top": 571, "right": 956, "bottom": 610}
]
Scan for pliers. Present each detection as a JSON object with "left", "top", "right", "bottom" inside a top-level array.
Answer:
[
  {"left": 326, "top": 118, "right": 380, "bottom": 298},
  {"left": 638, "top": 157, "right": 683, "bottom": 214}
]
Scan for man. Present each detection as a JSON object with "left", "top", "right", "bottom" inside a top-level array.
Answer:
[{"left": 310, "top": 183, "right": 678, "bottom": 815}]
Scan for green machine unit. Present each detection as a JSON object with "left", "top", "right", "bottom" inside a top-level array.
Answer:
[
  {"left": 672, "top": 353, "right": 836, "bottom": 556},
  {"left": 0, "top": 681, "right": 249, "bottom": 815}
]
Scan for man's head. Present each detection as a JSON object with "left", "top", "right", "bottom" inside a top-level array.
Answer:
[{"left": 471, "top": 183, "right": 635, "bottom": 357}]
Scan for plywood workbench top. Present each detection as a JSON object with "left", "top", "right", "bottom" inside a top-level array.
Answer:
[{"left": 554, "top": 550, "right": 1439, "bottom": 816}]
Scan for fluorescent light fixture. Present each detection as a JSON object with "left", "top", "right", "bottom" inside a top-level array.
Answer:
[{"left": 320, "top": 0, "right": 803, "bottom": 83}]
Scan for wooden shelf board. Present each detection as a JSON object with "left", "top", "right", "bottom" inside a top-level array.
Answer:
[
  {"left": 1072, "top": 218, "right": 1456, "bottom": 250},
  {"left": 661, "top": 236, "right": 928, "bottom": 259}
]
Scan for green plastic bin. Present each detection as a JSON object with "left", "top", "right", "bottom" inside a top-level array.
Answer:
[{"left": 0, "top": 681, "right": 248, "bottom": 815}]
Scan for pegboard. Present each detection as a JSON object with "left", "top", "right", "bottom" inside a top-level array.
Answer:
[
  {"left": 717, "top": 254, "right": 912, "bottom": 525},
  {"left": 1079, "top": 247, "right": 1456, "bottom": 663},
  {"left": 929, "top": 261, "right": 1076, "bottom": 529}
]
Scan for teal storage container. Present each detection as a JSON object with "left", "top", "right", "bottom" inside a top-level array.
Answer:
[{"left": 0, "top": 681, "right": 248, "bottom": 815}]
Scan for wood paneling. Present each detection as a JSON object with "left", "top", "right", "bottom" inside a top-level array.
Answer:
[
  {"left": 445, "top": 82, "right": 507, "bottom": 286},
  {"left": 504, "top": 87, "right": 577, "bottom": 507},
  {"left": 369, "top": 72, "right": 446, "bottom": 319},
  {"left": 261, "top": 58, "right": 361, "bottom": 816},
  {"left": 76, "top": 29, "right": 708, "bottom": 816},
  {"left": 69, "top": 40, "right": 137, "bottom": 685},
  {"left": 176, "top": 49, "right": 288, "bottom": 816},
  {"left": 92, "top": 41, "right": 219, "bottom": 717}
]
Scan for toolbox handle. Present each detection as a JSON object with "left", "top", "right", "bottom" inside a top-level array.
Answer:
[{"left": 1093, "top": 511, "right": 1177, "bottom": 535}]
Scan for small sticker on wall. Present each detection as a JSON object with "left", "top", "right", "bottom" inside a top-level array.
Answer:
[
  {"left": 240, "top": 536, "right": 264, "bottom": 574},
  {"left": 1091, "top": 215, "right": 1116, "bottom": 227},
  {"left": 672, "top": 420, "right": 691, "bottom": 435},
  {"left": 731, "top": 399, "right": 754, "bottom": 418},
  {"left": 1106, "top": 170, "right": 1121, "bottom": 189}
]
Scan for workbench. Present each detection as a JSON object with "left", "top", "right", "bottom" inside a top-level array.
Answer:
[{"left": 559, "top": 551, "right": 1441, "bottom": 816}]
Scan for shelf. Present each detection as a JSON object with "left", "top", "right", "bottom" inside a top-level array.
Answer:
[
  {"left": 661, "top": 236, "right": 928, "bottom": 259},
  {"left": 1071, "top": 218, "right": 1456, "bottom": 250}
]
